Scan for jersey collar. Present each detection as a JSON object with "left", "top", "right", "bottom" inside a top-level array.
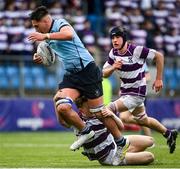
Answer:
[{"left": 48, "top": 19, "right": 55, "bottom": 33}]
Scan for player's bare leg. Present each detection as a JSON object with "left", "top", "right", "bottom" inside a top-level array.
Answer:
[
  {"left": 124, "top": 135, "right": 154, "bottom": 165},
  {"left": 54, "top": 88, "right": 95, "bottom": 150},
  {"left": 125, "top": 152, "right": 154, "bottom": 165},
  {"left": 88, "top": 97, "right": 130, "bottom": 165},
  {"left": 132, "top": 106, "right": 178, "bottom": 153},
  {"left": 127, "top": 135, "right": 154, "bottom": 152}
]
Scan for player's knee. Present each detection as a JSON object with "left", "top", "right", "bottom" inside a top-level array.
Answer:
[
  {"left": 121, "top": 114, "right": 130, "bottom": 123},
  {"left": 147, "top": 136, "right": 155, "bottom": 147},
  {"left": 57, "top": 104, "right": 71, "bottom": 113},
  {"left": 54, "top": 97, "right": 73, "bottom": 115},
  {"left": 108, "top": 102, "right": 117, "bottom": 113},
  {"left": 133, "top": 112, "right": 148, "bottom": 125},
  {"left": 149, "top": 136, "right": 155, "bottom": 145},
  {"left": 89, "top": 104, "right": 104, "bottom": 118},
  {"left": 146, "top": 152, "right": 154, "bottom": 164}
]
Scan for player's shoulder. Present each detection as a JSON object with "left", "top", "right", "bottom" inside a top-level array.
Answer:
[
  {"left": 132, "top": 44, "right": 144, "bottom": 56},
  {"left": 52, "top": 18, "right": 70, "bottom": 30},
  {"left": 54, "top": 18, "right": 70, "bottom": 25},
  {"left": 109, "top": 48, "right": 116, "bottom": 57}
]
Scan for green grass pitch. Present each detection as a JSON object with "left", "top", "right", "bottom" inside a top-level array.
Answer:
[{"left": 0, "top": 131, "right": 179, "bottom": 168}]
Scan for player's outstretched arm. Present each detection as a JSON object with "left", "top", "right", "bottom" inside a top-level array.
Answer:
[
  {"left": 45, "top": 26, "right": 73, "bottom": 40},
  {"left": 152, "top": 51, "right": 164, "bottom": 93},
  {"left": 28, "top": 26, "right": 73, "bottom": 42}
]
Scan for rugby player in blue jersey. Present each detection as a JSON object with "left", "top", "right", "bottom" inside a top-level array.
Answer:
[{"left": 28, "top": 6, "right": 129, "bottom": 156}]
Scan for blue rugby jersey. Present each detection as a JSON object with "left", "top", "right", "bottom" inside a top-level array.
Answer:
[{"left": 46, "top": 19, "right": 94, "bottom": 73}]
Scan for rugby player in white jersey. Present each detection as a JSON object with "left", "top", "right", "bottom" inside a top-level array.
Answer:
[
  {"left": 70, "top": 96, "right": 155, "bottom": 166},
  {"left": 102, "top": 26, "right": 178, "bottom": 161},
  {"left": 120, "top": 63, "right": 152, "bottom": 136}
]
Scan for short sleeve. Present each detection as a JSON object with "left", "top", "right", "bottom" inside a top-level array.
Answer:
[
  {"left": 133, "top": 45, "right": 156, "bottom": 60},
  {"left": 52, "top": 19, "right": 70, "bottom": 32}
]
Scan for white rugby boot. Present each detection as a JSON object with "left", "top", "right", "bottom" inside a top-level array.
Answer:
[{"left": 70, "top": 130, "right": 95, "bottom": 151}]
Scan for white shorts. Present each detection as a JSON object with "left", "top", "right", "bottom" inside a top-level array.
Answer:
[{"left": 115, "top": 95, "right": 145, "bottom": 113}]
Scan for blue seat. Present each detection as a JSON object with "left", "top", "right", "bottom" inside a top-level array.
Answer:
[
  {"left": 46, "top": 75, "right": 57, "bottom": 89},
  {"left": 10, "top": 76, "right": 20, "bottom": 89},
  {"left": 22, "top": 66, "right": 32, "bottom": 77},
  {"left": 31, "top": 67, "right": 45, "bottom": 78},
  {"left": 164, "top": 68, "right": 174, "bottom": 80},
  {"left": 6, "top": 66, "right": 19, "bottom": 77},
  {"left": 168, "top": 77, "right": 177, "bottom": 90},
  {"left": 0, "top": 76, "right": 9, "bottom": 89},
  {"left": 0, "top": 66, "right": 6, "bottom": 77},
  {"left": 164, "top": 68, "right": 177, "bottom": 90},
  {"left": 176, "top": 68, "right": 180, "bottom": 79},
  {"left": 34, "top": 77, "right": 46, "bottom": 89},
  {"left": 6, "top": 66, "right": 20, "bottom": 89},
  {"left": 24, "top": 76, "right": 34, "bottom": 89},
  {"left": 175, "top": 68, "right": 180, "bottom": 89}
]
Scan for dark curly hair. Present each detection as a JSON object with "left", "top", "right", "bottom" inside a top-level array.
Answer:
[{"left": 75, "top": 96, "right": 88, "bottom": 108}]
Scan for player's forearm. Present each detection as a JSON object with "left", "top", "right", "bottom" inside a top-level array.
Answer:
[
  {"left": 112, "top": 113, "right": 124, "bottom": 130},
  {"left": 46, "top": 31, "right": 72, "bottom": 40},
  {"left": 46, "top": 26, "right": 73, "bottom": 40},
  {"left": 154, "top": 52, "right": 164, "bottom": 80},
  {"left": 102, "top": 67, "right": 115, "bottom": 78}
]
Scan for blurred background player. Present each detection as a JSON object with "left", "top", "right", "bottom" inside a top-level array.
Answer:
[
  {"left": 102, "top": 26, "right": 178, "bottom": 154},
  {"left": 28, "top": 6, "right": 129, "bottom": 155},
  {"left": 120, "top": 63, "right": 152, "bottom": 136}
]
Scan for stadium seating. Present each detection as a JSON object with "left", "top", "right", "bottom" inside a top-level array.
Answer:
[
  {"left": 164, "top": 67, "right": 178, "bottom": 90},
  {"left": 0, "top": 0, "right": 179, "bottom": 96},
  {"left": 0, "top": 76, "right": 9, "bottom": 89},
  {"left": 46, "top": 75, "right": 57, "bottom": 89},
  {"left": 6, "top": 66, "right": 20, "bottom": 89}
]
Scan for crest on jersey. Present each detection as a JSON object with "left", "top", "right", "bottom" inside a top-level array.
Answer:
[{"left": 128, "top": 57, "right": 133, "bottom": 63}]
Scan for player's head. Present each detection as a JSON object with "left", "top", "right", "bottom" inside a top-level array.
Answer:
[
  {"left": 75, "top": 96, "right": 94, "bottom": 118},
  {"left": 75, "top": 96, "right": 88, "bottom": 109},
  {"left": 29, "top": 6, "right": 52, "bottom": 33},
  {"left": 110, "top": 26, "right": 127, "bottom": 50}
]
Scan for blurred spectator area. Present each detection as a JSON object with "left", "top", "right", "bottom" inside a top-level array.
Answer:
[
  {"left": 0, "top": 0, "right": 180, "bottom": 97},
  {"left": 0, "top": 55, "right": 64, "bottom": 97}
]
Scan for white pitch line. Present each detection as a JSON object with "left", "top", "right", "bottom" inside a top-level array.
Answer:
[
  {"left": 0, "top": 168, "right": 180, "bottom": 169},
  {"left": 1, "top": 143, "right": 69, "bottom": 148},
  {"left": 1, "top": 143, "right": 179, "bottom": 149}
]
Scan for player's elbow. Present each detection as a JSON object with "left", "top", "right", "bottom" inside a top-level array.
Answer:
[
  {"left": 102, "top": 70, "right": 109, "bottom": 78},
  {"left": 154, "top": 51, "right": 164, "bottom": 62},
  {"left": 65, "top": 31, "right": 73, "bottom": 40}
]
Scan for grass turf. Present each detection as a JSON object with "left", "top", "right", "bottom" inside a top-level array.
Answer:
[{"left": 0, "top": 131, "right": 179, "bottom": 168}]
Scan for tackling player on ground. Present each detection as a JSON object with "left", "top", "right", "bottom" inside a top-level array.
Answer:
[{"left": 68, "top": 96, "right": 155, "bottom": 166}]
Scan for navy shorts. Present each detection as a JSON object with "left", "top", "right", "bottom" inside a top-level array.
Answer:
[{"left": 59, "top": 62, "right": 103, "bottom": 99}]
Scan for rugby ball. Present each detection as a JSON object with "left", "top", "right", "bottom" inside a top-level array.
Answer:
[{"left": 37, "top": 41, "right": 56, "bottom": 66}]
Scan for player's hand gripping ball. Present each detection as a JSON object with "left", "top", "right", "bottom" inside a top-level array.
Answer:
[{"left": 37, "top": 41, "right": 56, "bottom": 66}]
